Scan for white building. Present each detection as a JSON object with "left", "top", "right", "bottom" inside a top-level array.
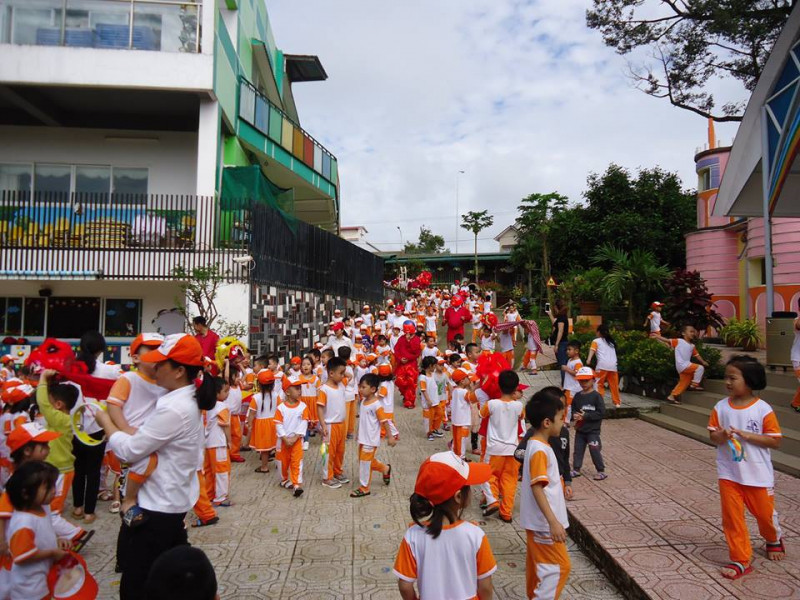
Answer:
[{"left": 494, "top": 225, "right": 519, "bottom": 252}]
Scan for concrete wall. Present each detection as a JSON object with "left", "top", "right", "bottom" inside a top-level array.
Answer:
[
  {"left": 685, "top": 229, "right": 740, "bottom": 297},
  {"left": 747, "top": 218, "right": 800, "bottom": 286},
  {"left": 0, "top": 127, "right": 198, "bottom": 194}
]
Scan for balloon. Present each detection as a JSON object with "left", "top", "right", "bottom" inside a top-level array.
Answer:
[{"left": 476, "top": 352, "right": 511, "bottom": 399}]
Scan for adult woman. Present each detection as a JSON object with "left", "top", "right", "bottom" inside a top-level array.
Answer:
[
  {"left": 72, "top": 331, "right": 121, "bottom": 524},
  {"left": 322, "top": 321, "right": 353, "bottom": 354},
  {"left": 95, "top": 333, "right": 216, "bottom": 600},
  {"left": 548, "top": 299, "right": 569, "bottom": 385}
]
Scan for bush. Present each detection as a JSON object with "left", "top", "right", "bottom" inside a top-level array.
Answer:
[{"left": 697, "top": 341, "right": 724, "bottom": 379}]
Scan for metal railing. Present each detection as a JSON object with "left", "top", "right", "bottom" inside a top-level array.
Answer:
[{"left": 0, "top": 0, "right": 201, "bottom": 53}]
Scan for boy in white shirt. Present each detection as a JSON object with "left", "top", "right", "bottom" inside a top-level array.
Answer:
[
  {"left": 644, "top": 301, "right": 670, "bottom": 337},
  {"left": 520, "top": 392, "right": 570, "bottom": 599},
  {"left": 561, "top": 341, "right": 583, "bottom": 420},
  {"left": 657, "top": 325, "right": 708, "bottom": 404}
]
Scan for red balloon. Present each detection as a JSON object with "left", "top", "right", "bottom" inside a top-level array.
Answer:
[{"left": 476, "top": 352, "right": 511, "bottom": 399}]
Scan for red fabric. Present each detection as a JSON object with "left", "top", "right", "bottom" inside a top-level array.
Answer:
[
  {"left": 62, "top": 371, "right": 115, "bottom": 401},
  {"left": 444, "top": 307, "right": 470, "bottom": 342},
  {"left": 194, "top": 330, "right": 220, "bottom": 360},
  {"left": 394, "top": 334, "right": 422, "bottom": 407},
  {"left": 494, "top": 319, "right": 543, "bottom": 349}
]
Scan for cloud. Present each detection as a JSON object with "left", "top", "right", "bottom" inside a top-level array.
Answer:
[{"left": 267, "top": 0, "right": 741, "bottom": 253}]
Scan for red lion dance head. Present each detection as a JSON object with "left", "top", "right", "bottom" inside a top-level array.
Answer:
[{"left": 475, "top": 352, "right": 511, "bottom": 399}]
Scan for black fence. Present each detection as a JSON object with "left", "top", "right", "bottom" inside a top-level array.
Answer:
[{"left": 251, "top": 203, "right": 384, "bottom": 302}]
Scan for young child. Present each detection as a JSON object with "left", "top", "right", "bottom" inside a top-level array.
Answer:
[
  {"left": 351, "top": 374, "right": 398, "bottom": 498},
  {"left": 479, "top": 327, "right": 496, "bottom": 354},
  {"left": 243, "top": 370, "right": 279, "bottom": 474},
  {"left": 6, "top": 461, "right": 67, "bottom": 600},
  {"left": 299, "top": 357, "right": 321, "bottom": 438},
  {"left": 480, "top": 370, "right": 525, "bottom": 523},
  {"left": 421, "top": 336, "right": 441, "bottom": 359},
  {"left": 450, "top": 369, "right": 477, "bottom": 460},
  {"left": 393, "top": 451, "right": 496, "bottom": 599},
  {"left": 644, "top": 301, "right": 670, "bottom": 337},
  {"left": 570, "top": 367, "right": 607, "bottom": 481},
  {"left": 708, "top": 355, "right": 784, "bottom": 580},
  {"left": 659, "top": 325, "right": 709, "bottom": 405},
  {"left": 418, "top": 357, "right": 442, "bottom": 441},
  {"left": 317, "top": 357, "right": 349, "bottom": 488},
  {"left": 471, "top": 307, "right": 484, "bottom": 343},
  {"left": 0, "top": 356, "right": 15, "bottom": 382},
  {"left": 376, "top": 364, "right": 396, "bottom": 437},
  {"left": 223, "top": 359, "right": 246, "bottom": 464},
  {"left": 275, "top": 378, "right": 309, "bottom": 498},
  {"left": 561, "top": 340, "right": 584, "bottom": 420},
  {"left": 586, "top": 324, "right": 620, "bottom": 407},
  {"left": 520, "top": 393, "right": 571, "bottom": 599},
  {"left": 497, "top": 326, "right": 515, "bottom": 366},
  {"left": 424, "top": 306, "right": 438, "bottom": 343},
  {"left": 204, "top": 378, "right": 232, "bottom": 507}
]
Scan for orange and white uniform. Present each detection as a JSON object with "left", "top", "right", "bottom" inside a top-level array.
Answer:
[
  {"left": 523, "top": 331, "right": 540, "bottom": 371},
  {"left": 450, "top": 386, "right": 475, "bottom": 459},
  {"left": 790, "top": 319, "right": 800, "bottom": 409},
  {"left": 646, "top": 310, "right": 662, "bottom": 336},
  {"left": 247, "top": 389, "right": 279, "bottom": 452},
  {"left": 421, "top": 345, "right": 441, "bottom": 360},
  {"left": 480, "top": 397, "right": 524, "bottom": 521},
  {"left": 344, "top": 365, "right": 358, "bottom": 436},
  {"left": 299, "top": 374, "right": 321, "bottom": 427},
  {"left": 520, "top": 438, "right": 571, "bottom": 600},
  {"left": 480, "top": 331, "right": 496, "bottom": 353},
  {"left": 8, "top": 506, "right": 58, "bottom": 600},
  {"left": 590, "top": 337, "right": 620, "bottom": 407},
  {"left": 669, "top": 338, "right": 704, "bottom": 397},
  {"left": 275, "top": 401, "right": 309, "bottom": 487},
  {"left": 708, "top": 398, "right": 783, "bottom": 564},
  {"left": 226, "top": 384, "right": 244, "bottom": 460},
  {"left": 375, "top": 317, "right": 390, "bottom": 337},
  {"left": 424, "top": 314, "right": 438, "bottom": 340},
  {"left": 203, "top": 400, "right": 231, "bottom": 505},
  {"left": 0, "top": 492, "right": 11, "bottom": 594},
  {"left": 374, "top": 344, "right": 392, "bottom": 366},
  {"left": 471, "top": 311, "right": 484, "bottom": 342},
  {"left": 418, "top": 373, "right": 442, "bottom": 434},
  {"left": 394, "top": 520, "right": 497, "bottom": 599},
  {"left": 318, "top": 381, "right": 347, "bottom": 481},
  {"left": 498, "top": 329, "right": 515, "bottom": 365},
  {"left": 562, "top": 357, "right": 583, "bottom": 419},
  {"left": 356, "top": 398, "right": 398, "bottom": 492}
]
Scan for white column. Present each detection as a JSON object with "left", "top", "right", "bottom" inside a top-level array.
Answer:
[
  {"left": 200, "top": 0, "right": 216, "bottom": 56},
  {"left": 760, "top": 107, "right": 775, "bottom": 317},
  {"left": 195, "top": 98, "right": 219, "bottom": 249}
]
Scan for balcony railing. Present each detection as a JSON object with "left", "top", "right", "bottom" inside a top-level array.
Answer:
[
  {"left": 239, "top": 78, "right": 339, "bottom": 186},
  {"left": 0, "top": 0, "right": 200, "bottom": 53}
]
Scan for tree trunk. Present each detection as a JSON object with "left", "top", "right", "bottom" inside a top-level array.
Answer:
[
  {"left": 543, "top": 235, "right": 553, "bottom": 304},
  {"left": 626, "top": 289, "right": 636, "bottom": 328},
  {"left": 527, "top": 268, "right": 532, "bottom": 297},
  {"left": 474, "top": 234, "right": 479, "bottom": 285}
]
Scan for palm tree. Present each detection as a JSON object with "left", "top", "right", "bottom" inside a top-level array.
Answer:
[
  {"left": 591, "top": 244, "right": 670, "bottom": 327},
  {"left": 461, "top": 210, "right": 494, "bottom": 284}
]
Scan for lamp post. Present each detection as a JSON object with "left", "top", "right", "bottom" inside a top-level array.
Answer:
[
  {"left": 455, "top": 170, "right": 465, "bottom": 253},
  {"left": 397, "top": 226, "right": 403, "bottom": 248}
]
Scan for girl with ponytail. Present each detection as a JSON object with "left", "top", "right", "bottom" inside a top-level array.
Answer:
[
  {"left": 586, "top": 324, "right": 621, "bottom": 407},
  {"left": 393, "top": 451, "right": 497, "bottom": 599}
]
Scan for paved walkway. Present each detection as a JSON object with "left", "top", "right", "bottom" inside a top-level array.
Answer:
[{"left": 82, "top": 376, "right": 623, "bottom": 599}]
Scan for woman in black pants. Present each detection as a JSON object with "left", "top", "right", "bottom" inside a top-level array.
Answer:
[
  {"left": 548, "top": 299, "right": 570, "bottom": 385},
  {"left": 72, "top": 331, "right": 121, "bottom": 524},
  {"left": 95, "top": 333, "right": 216, "bottom": 600}
]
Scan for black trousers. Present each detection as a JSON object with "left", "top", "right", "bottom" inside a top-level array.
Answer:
[
  {"left": 572, "top": 430, "right": 605, "bottom": 472},
  {"left": 118, "top": 509, "right": 188, "bottom": 600},
  {"left": 72, "top": 433, "right": 106, "bottom": 514}
]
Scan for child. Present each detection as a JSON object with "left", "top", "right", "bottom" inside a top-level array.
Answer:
[
  {"left": 520, "top": 394, "right": 571, "bottom": 599},
  {"left": 243, "top": 370, "right": 279, "bottom": 474},
  {"left": 375, "top": 311, "right": 390, "bottom": 338},
  {"left": 570, "top": 367, "right": 607, "bottom": 481},
  {"left": 561, "top": 340, "right": 583, "bottom": 420},
  {"left": 434, "top": 359, "right": 451, "bottom": 431},
  {"left": 659, "top": 325, "right": 709, "bottom": 405},
  {"left": 299, "top": 357, "right": 321, "bottom": 438},
  {"left": 497, "top": 326, "right": 515, "bottom": 366},
  {"left": 223, "top": 359, "right": 246, "bottom": 464},
  {"left": 338, "top": 347, "right": 357, "bottom": 440},
  {"left": 204, "top": 378, "right": 232, "bottom": 507},
  {"left": 351, "top": 374, "right": 398, "bottom": 497},
  {"left": 708, "top": 355, "right": 784, "bottom": 580},
  {"left": 522, "top": 326, "right": 540, "bottom": 375},
  {"left": 644, "top": 301, "right": 670, "bottom": 337},
  {"left": 424, "top": 307, "right": 438, "bottom": 343},
  {"left": 421, "top": 336, "right": 441, "bottom": 359},
  {"left": 418, "top": 357, "right": 442, "bottom": 441},
  {"left": 317, "top": 357, "right": 349, "bottom": 488},
  {"left": 318, "top": 349, "right": 334, "bottom": 385},
  {"left": 586, "top": 324, "right": 621, "bottom": 407},
  {"left": 471, "top": 308, "right": 484, "bottom": 343},
  {"left": 0, "top": 356, "right": 15, "bottom": 382},
  {"left": 450, "top": 369, "right": 477, "bottom": 460},
  {"left": 275, "top": 378, "right": 309, "bottom": 498},
  {"left": 6, "top": 461, "right": 67, "bottom": 600},
  {"left": 480, "top": 370, "right": 525, "bottom": 523},
  {"left": 393, "top": 451, "right": 496, "bottom": 599},
  {"left": 376, "top": 364, "right": 396, "bottom": 436},
  {"left": 480, "top": 327, "right": 496, "bottom": 354},
  {"left": 374, "top": 336, "right": 392, "bottom": 366}
]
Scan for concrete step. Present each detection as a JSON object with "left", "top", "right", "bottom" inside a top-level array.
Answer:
[
  {"left": 639, "top": 412, "right": 800, "bottom": 478},
  {"left": 660, "top": 402, "right": 800, "bottom": 456},
  {"left": 705, "top": 376, "right": 797, "bottom": 397},
  {"left": 680, "top": 389, "right": 800, "bottom": 427}
]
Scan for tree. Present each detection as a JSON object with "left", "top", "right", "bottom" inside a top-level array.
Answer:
[
  {"left": 461, "top": 210, "right": 494, "bottom": 284},
  {"left": 663, "top": 268, "right": 726, "bottom": 331},
  {"left": 591, "top": 244, "right": 671, "bottom": 327},
  {"left": 403, "top": 226, "right": 447, "bottom": 255},
  {"left": 173, "top": 263, "right": 247, "bottom": 338},
  {"left": 586, "top": 0, "right": 792, "bottom": 121}
]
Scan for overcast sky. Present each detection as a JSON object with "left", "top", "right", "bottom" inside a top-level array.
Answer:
[{"left": 268, "top": 0, "right": 742, "bottom": 253}]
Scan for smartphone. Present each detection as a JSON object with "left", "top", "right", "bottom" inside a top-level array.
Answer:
[{"left": 545, "top": 302, "right": 551, "bottom": 312}]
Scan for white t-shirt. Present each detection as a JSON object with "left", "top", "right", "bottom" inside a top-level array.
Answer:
[
  {"left": 450, "top": 387, "right": 473, "bottom": 427},
  {"left": 344, "top": 366, "right": 357, "bottom": 402},
  {"left": 498, "top": 330, "right": 514, "bottom": 352},
  {"left": 670, "top": 338, "right": 698, "bottom": 373},
  {"left": 480, "top": 334, "right": 495, "bottom": 351},
  {"left": 418, "top": 373, "right": 440, "bottom": 407},
  {"left": 248, "top": 390, "right": 279, "bottom": 419},
  {"left": 590, "top": 338, "right": 618, "bottom": 372},
  {"left": 421, "top": 346, "right": 440, "bottom": 359},
  {"left": 358, "top": 399, "right": 394, "bottom": 447},
  {"left": 318, "top": 382, "right": 347, "bottom": 423},
  {"left": 526, "top": 333, "right": 540, "bottom": 352},
  {"left": 362, "top": 313, "right": 374, "bottom": 327},
  {"left": 107, "top": 371, "right": 165, "bottom": 430},
  {"left": 520, "top": 439, "right": 569, "bottom": 533},
  {"left": 275, "top": 401, "right": 309, "bottom": 438},
  {"left": 225, "top": 386, "right": 243, "bottom": 417},
  {"left": 8, "top": 507, "right": 58, "bottom": 600},
  {"left": 648, "top": 311, "right": 662, "bottom": 333},
  {"left": 474, "top": 387, "right": 490, "bottom": 409},
  {"left": 424, "top": 315, "right": 438, "bottom": 332},
  {"left": 378, "top": 381, "right": 395, "bottom": 415},
  {"left": 563, "top": 357, "right": 583, "bottom": 394},
  {"left": 204, "top": 401, "right": 230, "bottom": 449},
  {"left": 480, "top": 398, "right": 524, "bottom": 456},
  {"left": 708, "top": 397, "right": 781, "bottom": 488}
]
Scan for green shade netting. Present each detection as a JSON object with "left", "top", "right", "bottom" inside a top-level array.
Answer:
[{"left": 220, "top": 166, "right": 297, "bottom": 238}]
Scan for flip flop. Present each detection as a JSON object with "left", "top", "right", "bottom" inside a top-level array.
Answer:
[
  {"left": 254, "top": 467, "right": 270, "bottom": 473},
  {"left": 350, "top": 489, "right": 371, "bottom": 498},
  {"left": 721, "top": 561, "right": 753, "bottom": 580},
  {"left": 383, "top": 464, "right": 392, "bottom": 486},
  {"left": 191, "top": 516, "right": 219, "bottom": 528}
]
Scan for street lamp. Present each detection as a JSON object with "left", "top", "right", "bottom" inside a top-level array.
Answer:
[
  {"left": 397, "top": 226, "right": 403, "bottom": 248},
  {"left": 455, "top": 170, "right": 465, "bottom": 253}
]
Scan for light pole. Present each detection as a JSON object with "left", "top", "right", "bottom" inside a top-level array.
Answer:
[
  {"left": 397, "top": 226, "right": 403, "bottom": 248},
  {"left": 455, "top": 170, "right": 465, "bottom": 253}
]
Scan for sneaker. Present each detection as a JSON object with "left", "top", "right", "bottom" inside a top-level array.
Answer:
[
  {"left": 280, "top": 480, "right": 292, "bottom": 489},
  {"left": 442, "top": 424, "right": 451, "bottom": 431},
  {"left": 483, "top": 503, "right": 499, "bottom": 517},
  {"left": 322, "top": 479, "right": 342, "bottom": 489},
  {"left": 335, "top": 474, "right": 350, "bottom": 484},
  {"left": 432, "top": 430, "right": 444, "bottom": 438},
  {"left": 570, "top": 470, "right": 582, "bottom": 478},
  {"left": 302, "top": 441, "right": 310, "bottom": 451},
  {"left": 427, "top": 434, "right": 435, "bottom": 441},
  {"left": 293, "top": 487, "right": 304, "bottom": 498},
  {"left": 499, "top": 515, "right": 512, "bottom": 523},
  {"left": 346, "top": 434, "right": 354, "bottom": 440}
]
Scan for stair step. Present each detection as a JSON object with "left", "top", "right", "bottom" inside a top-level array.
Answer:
[
  {"left": 705, "top": 376, "right": 797, "bottom": 395},
  {"left": 639, "top": 412, "right": 800, "bottom": 478},
  {"left": 680, "top": 390, "right": 800, "bottom": 426},
  {"left": 703, "top": 379, "right": 795, "bottom": 402},
  {"left": 660, "top": 403, "right": 800, "bottom": 455}
]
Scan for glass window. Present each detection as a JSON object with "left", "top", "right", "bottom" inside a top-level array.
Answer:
[
  {"left": 104, "top": 299, "right": 141, "bottom": 337},
  {"left": 23, "top": 298, "right": 45, "bottom": 336},
  {"left": 2, "top": 298, "right": 22, "bottom": 336},
  {"left": 47, "top": 297, "right": 100, "bottom": 338},
  {"left": 0, "top": 164, "right": 32, "bottom": 192},
  {"left": 112, "top": 168, "right": 148, "bottom": 204},
  {"left": 13, "top": 7, "right": 61, "bottom": 46},
  {"left": 34, "top": 164, "right": 71, "bottom": 201},
  {"left": 75, "top": 166, "right": 111, "bottom": 203}
]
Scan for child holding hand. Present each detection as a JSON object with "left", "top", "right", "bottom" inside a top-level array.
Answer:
[{"left": 275, "top": 379, "right": 309, "bottom": 498}]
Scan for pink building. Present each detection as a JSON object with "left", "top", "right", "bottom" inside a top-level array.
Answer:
[{"left": 686, "top": 121, "right": 800, "bottom": 329}]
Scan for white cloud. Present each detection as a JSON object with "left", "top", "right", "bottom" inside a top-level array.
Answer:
[{"left": 267, "top": 0, "right": 741, "bottom": 253}]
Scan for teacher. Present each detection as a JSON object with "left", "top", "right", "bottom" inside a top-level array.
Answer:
[{"left": 95, "top": 333, "right": 216, "bottom": 600}]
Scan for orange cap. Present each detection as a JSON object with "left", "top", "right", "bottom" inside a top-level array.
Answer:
[
  {"left": 2, "top": 383, "right": 34, "bottom": 405},
  {"left": 257, "top": 370, "right": 275, "bottom": 385},
  {"left": 130, "top": 333, "right": 165, "bottom": 356},
  {"left": 1, "top": 354, "right": 14, "bottom": 364},
  {"left": 452, "top": 369, "right": 477, "bottom": 383},
  {"left": 377, "top": 364, "right": 393, "bottom": 376},
  {"left": 366, "top": 353, "right": 377, "bottom": 363},
  {"left": 8, "top": 422, "right": 60, "bottom": 452},
  {"left": 290, "top": 356, "right": 302, "bottom": 365},
  {"left": 140, "top": 334, "right": 203, "bottom": 367},
  {"left": 414, "top": 452, "right": 491, "bottom": 505},
  {"left": 575, "top": 366, "right": 596, "bottom": 381},
  {"left": 282, "top": 377, "right": 302, "bottom": 392}
]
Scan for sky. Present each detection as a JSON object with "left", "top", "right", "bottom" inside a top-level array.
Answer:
[{"left": 268, "top": 0, "right": 743, "bottom": 253}]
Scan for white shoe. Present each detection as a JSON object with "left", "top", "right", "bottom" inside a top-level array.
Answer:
[{"left": 303, "top": 441, "right": 310, "bottom": 451}]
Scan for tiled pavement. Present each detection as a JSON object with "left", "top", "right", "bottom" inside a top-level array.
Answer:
[{"left": 79, "top": 369, "right": 624, "bottom": 599}]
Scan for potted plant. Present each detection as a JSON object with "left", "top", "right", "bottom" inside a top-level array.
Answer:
[
  {"left": 719, "top": 318, "right": 739, "bottom": 347},
  {"left": 562, "top": 267, "right": 605, "bottom": 315},
  {"left": 734, "top": 318, "right": 763, "bottom": 352}
]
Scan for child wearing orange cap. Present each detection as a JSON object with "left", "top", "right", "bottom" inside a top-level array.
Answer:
[
  {"left": 243, "top": 370, "right": 279, "bottom": 474},
  {"left": 450, "top": 369, "right": 478, "bottom": 460},
  {"left": 204, "top": 378, "right": 233, "bottom": 507},
  {"left": 376, "top": 364, "right": 396, "bottom": 437},
  {"left": 0, "top": 355, "right": 15, "bottom": 382},
  {"left": 275, "top": 378, "right": 309, "bottom": 497},
  {"left": 393, "top": 451, "right": 496, "bottom": 599},
  {"left": 644, "top": 301, "right": 670, "bottom": 338}
]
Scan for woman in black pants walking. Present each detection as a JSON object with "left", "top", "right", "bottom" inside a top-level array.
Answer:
[{"left": 72, "top": 331, "right": 121, "bottom": 524}]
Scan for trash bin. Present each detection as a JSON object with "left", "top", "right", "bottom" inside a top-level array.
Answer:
[{"left": 766, "top": 312, "right": 798, "bottom": 368}]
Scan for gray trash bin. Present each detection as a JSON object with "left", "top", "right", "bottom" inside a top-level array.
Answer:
[{"left": 766, "top": 313, "right": 798, "bottom": 368}]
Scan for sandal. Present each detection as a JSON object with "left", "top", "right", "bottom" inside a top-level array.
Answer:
[
  {"left": 383, "top": 464, "right": 392, "bottom": 486},
  {"left": 72, "top": 507, "right": 84, "bottom": 518},
  {"left": 97, "top": 490, "right": 114, "bottom": 502},
  {"left": 254, "top": 467, "right": 270, "bottom": 474},
  {"left": 350, "top": 489, "right": 371, "bottom": 498},
  {"left": 766, "top": 538, "right": 786, "bottom": 559},
  {"left": 191, "top": 516, "right": 219, "bottom": 528},
  {"left": 665, "top": 396, "right": 681, "bottom": 405},
  {"left": 109, "top": 501, "right": 121, "bottom": 514},
  {"left": 212, "top": 500, "right": 233, "bottom": 507},
  {"left": 122, "top": 505, "right": 149, "bottom": 528},
  {"left": 594, "top": 472, "right": 608, "bottom": 481},
  {"left": 721, "top": 561, "right": 753, "bottom": 580}
]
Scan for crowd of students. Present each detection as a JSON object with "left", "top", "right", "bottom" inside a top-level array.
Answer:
[{"left": 0, "top": 287, "right": 790, "bottom": 599}]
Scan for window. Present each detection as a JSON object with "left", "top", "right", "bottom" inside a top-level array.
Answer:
[
  {"left": 75, "top": 165, "right": 111, "bottom": 196},
  {"left": 112, "top": 167, "right": 148, "bottom": 203},
  {"left": 698, "top": 169, "right": 711, "bottom": 192},
  {"left": 23, "top": 298, "right": 45, "bottom": 336},
  {"left": 2, "top": 298, "right": 22, "bottom": 335},
  {"left": 748, "top": 258, "right": 767, "bottom": 287},
  {"left": 0, "top": 297, "right": 44, "bottom": 336},
  {"left": 34, "top": 164, "right": 71, "bottom": 201},
  {"left": 0, "top": 164, "right": 32, "bottom": 192},
  {"left": 104, "top": 299, "right": 141, "bottom": 337},
  {"left": 47, "top": 297, "right": 101, "bottom": 339}
]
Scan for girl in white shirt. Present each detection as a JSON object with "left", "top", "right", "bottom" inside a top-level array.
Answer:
[{"left": 586, "top": 325, "right": 621, "bottom": 407}]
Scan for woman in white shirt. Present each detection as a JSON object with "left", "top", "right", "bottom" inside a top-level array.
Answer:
[{"left": 95, "top": 333, "right": 216, "bottom": 600}]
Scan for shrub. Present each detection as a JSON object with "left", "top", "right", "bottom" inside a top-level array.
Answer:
[{"left": 663, "top": 268, "right": 725, "bottom": 331}]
